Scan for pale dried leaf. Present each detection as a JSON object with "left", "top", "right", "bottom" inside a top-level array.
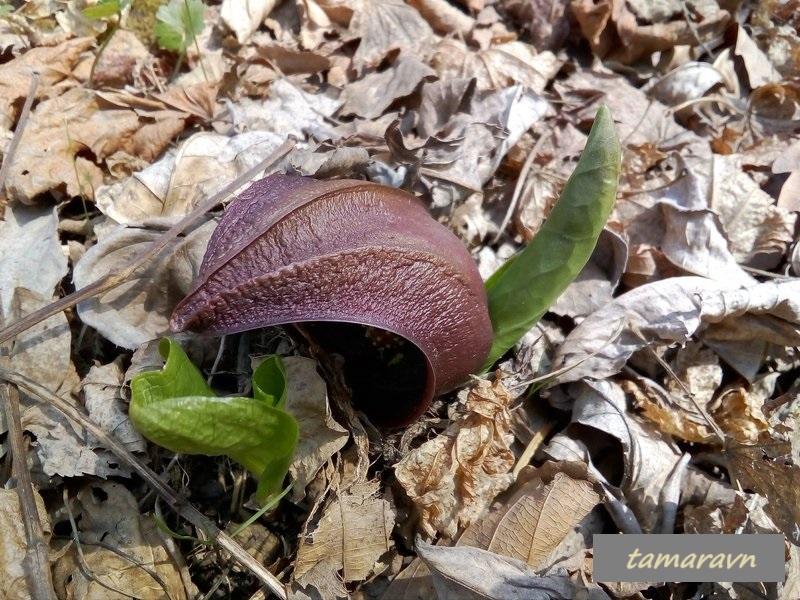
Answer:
[
  {"left": 350, "top": 0, "right": 434, "bottom": 70},
  {"left": 340, "top": 56, "right": 434, "bottom": 119},
  {"left": 52, "top": 482, "right": 194, "bottom": 599},
  {"left": 416, "top": 540, "right": 610, "bottom": 600},
  {"left": 82, "top": 360, "right": 147, "bottom": 453},
  {"left": 0, "top": 37, "right": 93, "bottom": 130},
  {"left": 221, "top": 0, "right": 278, "bottom": 44},
  {"left": 431, "top": 39, "right": 560, "bottom": 93},
  {"left": 294, "top": 481, "right": 394, "bottom": 584},
  {"left": 0, "top": 488, "right": 51, "bottom": 600},
  {"left": 95, "top": 131, "right": 286, "bottom": 224},
  {"left": 278, "top": 356, "right": 348, "bottom": 502},
  {"left": 394, "top": 379, "right": 515, "bottom": 538},
  {"left": 0, "top": 203, "right": 67, "bottom": 320},
  {"left": 73, "top": 219, "right": 216, "bottom": 349},
  {"left": 734, "top": 24, "right": 782, "bottom": 88},
  {"left": 552, "top": 277, "right": 800, "bottom": 385},
  {"left": 4, "top": 87, "right": 140, "bottom": 203},
  {"left": 710, "top": 154, "right": 796, "bottom": 265}
]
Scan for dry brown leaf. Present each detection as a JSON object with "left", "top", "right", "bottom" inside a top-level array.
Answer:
[
  {"left": 349, "top": 0, "right": 434, "bottom": 71},
  {"left": 407, "top": 0, "right": 475, "bottom": 37},
  {"left": 293, "top": 481, "right": 394, "bottom": 587},
  {"left": 0, "top": 488, "right": 51, "bottom": 599},
  {"left": 711, "top": 154, "right": 796, "bottom": 266},
  {"left": 279, "top": 356, "right": 349, "bottom": 501},
  {"left": 91, "top": 29, "right": 150, "bottom": 88},
  {"left": 340, "top": 56, "right": 434, "bottom": 119},
  {"left": 0, "top": 36, "right": 93, "bottom": 130},
  {"left": 571, "top": 0, "right": 730, "bottom": 64},
  {"left": 52, "top": 481, "right": 195, "bottom": 599},
  {"left": 394, "top": 378, "right": 515, "bottom": 538},
  {"left": 431, "top": 38, "right": 559, "bottom": 94},
  {"left": 552, "top": 277, "right": 800, "bottom": 385},
  {"left": 459, "top": 466, "right": 601, "bottom": 571},
  {"left": 73, "top": 219, "right": 216, "bottom": 349},
  {"left": 500, "top": 0, "right": 571, "bottom": 52}
]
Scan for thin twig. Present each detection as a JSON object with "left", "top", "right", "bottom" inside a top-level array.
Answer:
[
  {"left": 0, "top": 138, "right": 295, "bottom": 347},
  {"left": 0, "top": 367, "right": 288, "bottom": 600},
  {"left": 1, "top": 383, "right": 57, "bottom": 600},
  {"left": 0, "top": 72, "right": 39, "bottom": 198}
]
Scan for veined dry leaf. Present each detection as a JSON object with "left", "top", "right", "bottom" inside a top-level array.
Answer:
[
  {"left": 416, "top": 540, "right": 610, "bottom": 600},
  {"left": 293, "top": 481, "right": 394, "bottom": 585},
  {"left": 394, "top": 378, "right": 515, "bottom": 538},
  {"left": 0, "top": 37, "right": 93, "bottom": 130},
  {"left": 710, "top": 154, "right": 797, "bottom": 265},
  {"left": 431, "top": 38, "right": 560, "bottom": 94},
  {"left": 571, "top": 0, "right": 729, "bottom": 64},
  {"left": 459, "top": 465, "right": 601, "bottom": 571},
  {"left": 95, "top": 131, "right": 286, "bottom": 224},
  {"left": 551, "top": 277, "right": 800, "bottom": 385},
  {"left": 724, "top": 442, "right": 800, "bottom": 546},
  {"left": 548, "top": 380, "right": 684, "bottom": 533}
]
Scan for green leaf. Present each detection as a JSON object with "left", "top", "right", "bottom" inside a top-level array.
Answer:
[
  {"left": 154, "top": 0, "right": 205, "bottom": 53},
  {"left": 130, "top": 339, "right": 298, "bottom": 502},
  {"left": 82, "top": 0, "right": 122, "bottom": 20},
  {"left": 483, "top": 105, "right": 621, "bottom": 369}
]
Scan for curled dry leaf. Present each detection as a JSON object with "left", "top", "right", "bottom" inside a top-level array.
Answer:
[
  {"left": 394, "top": 378, "right": 515, "bottom": 538},
  {"left": 74, "top": 219, "right": 216, "bottom": 349},
  {"left": 416, "top": 539, "right": 610, "bottom": 600},
  {"left": 552, "top": 276, "right": 800, "bottom": 385},
  {"left": 279, "top": 356, "right": 348, "bottom": 501}
]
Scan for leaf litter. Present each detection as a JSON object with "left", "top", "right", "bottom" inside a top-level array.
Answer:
[{"left": 1, "top": 0, "right": 800, "bottom": 599}]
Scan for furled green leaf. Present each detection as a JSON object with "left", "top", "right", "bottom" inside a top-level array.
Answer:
[
  {"left": 154, "top": 0, "right": 205, "bottom": 53},
  {"left": 130, "top": 339, "right": 298, "bottom": 502},
  {"left": 483, "top": 106, "right": 621, "bottom": 369}
]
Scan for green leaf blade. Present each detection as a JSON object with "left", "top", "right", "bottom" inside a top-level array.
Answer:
[
  {"left": 483, "top": 105, "right": 621, "bottom": 369},
  {"left": 155, "top": 0, "right": 205, "bottom": 53},
  {"left": 130, "top": 339, "right": 298, "bottom": 504}
]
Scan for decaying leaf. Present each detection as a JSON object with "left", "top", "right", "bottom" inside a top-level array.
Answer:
[
  {"left": 394, "top": 378, "right": 515, "bottom": 538},
  {"left": 52, "top": 481, "right": 196, "bottom": 599},
  {"left": 279, "top": 356, "right": 349, "bottom": 501},
  {"left": 416, "top": 539, "right": 611, "bottom": 600},
  {"left": 459, "top": 464, "right": 601, "bottom": 571},
  {"left": 293, "top": 480, "right": 394, "bottom": 592},
  {"left": 73, "top": 219, "right": 216, "bottom": 349},
  {"left": 0, "top": 488, "right": 51, "bottom": 599},
  {"left": 552, "top": 277, "right": 800, "bottom": 385}
]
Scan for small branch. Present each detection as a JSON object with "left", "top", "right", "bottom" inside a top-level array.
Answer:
[
  {"left": 0, "top": 138, "right": 295, "bottom": 347},
  {"left": 1, "top": 383, "right": 57, "bottom": 600},
  {"left": 0, "top": 367, "right": 288, "bottom": 600}
]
